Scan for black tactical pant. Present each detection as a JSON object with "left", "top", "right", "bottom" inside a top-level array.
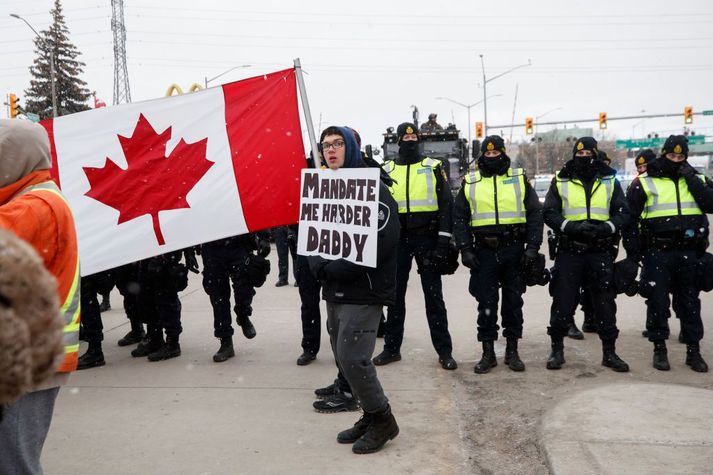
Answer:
[
  {"left": 296, "top": 255, "right": 320, "bottom": 355},
  {"left": 639, "top": 249, "right": 703, "bottom": 343},
  {"left": 548, "top": 249, "right": 619, "bottom": 342},
  {"left": 383, "top": 234, "right": 453, "bottom": 357},
  {"left": 80, "top": 275, "right": 103, "bottom": 344},
  {"left": 202, "top": 243, "right": 255, "bottom": 339},
  {"left": 139, "top": 255, "right": 183, "bottom": 339},
  {"left": 274, "top": 225, "right": 297, "bottom": 283},
  {"left": 469, "top": 244, "right": 525, "bottom": 341},
  {"left": 114, "top": 263, "right": 144, "bottom": 332}
]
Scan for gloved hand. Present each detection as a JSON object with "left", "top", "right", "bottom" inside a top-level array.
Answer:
[
  {"left": 432, "top": 236, "right": 451, "bottom": 262},
  {"left": 184, "top": 250, "right": 200, "bottom": 274},
  {"left": 521, "top": 247, "right": 538, "bottom": 271},
  {"left": 257, "top": 238, "right": 271, "bottom": 257},
  {"left": 593, "top": 222, "right": 614, "bottom": 237},
  {"left": 461, "top": 248, "right": 479, "bottom": 270},
  {"left": 565, "top": 221, "right": 599, "bottom": 240}
]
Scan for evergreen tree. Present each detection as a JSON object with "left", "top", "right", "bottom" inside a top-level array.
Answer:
[{"left": 24, "top": 0, "right": 91, "bottom": 119}]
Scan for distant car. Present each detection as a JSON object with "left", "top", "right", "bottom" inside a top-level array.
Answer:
[{"left": 531, "top": 175, "right": 554, "bottom": 203}]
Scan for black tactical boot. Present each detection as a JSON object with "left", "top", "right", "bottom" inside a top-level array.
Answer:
[
  {"left": 99, "top": 295, "right": 111, "bottom": 312},
  {"left": 131, "top": 333, "right": 164, "bottom": 357},
  {"left": 337, "top": 412, "right": 373, "bottom": 444},
  {"left": 314, "top": 381, "right": 337, "bottom": 399},
  {"left": 237, "top": 315, "right": 256, "bottom": 339},
  {"left": 438, "top": 354, "right": 458, "bottom": 370},
  {"left": 504, "top": 338, "right": 525, "bottom": 372},
  {"left": 118, "top": 327, "right": 146, "bottom": 347},
  {"left": 473, "top": 341, "right": 497, "bottom": 374},
  {"left": 373, "top": 350, "right": 401, "bottom": 366},
  {"left": 567, "top": 322, "right": 584, "bottom": 340},
  {"left": 147, "top": 336, "right": 181, "bottom": 361},
  {"left": 296, "top": 351, "right": 316, "bottom": 366},
  {"left": 352, "top": 404, "right": 399, "bottom": 454},
  {"left": 653, "top": 341, "right": 670, "bottom": 371},
  {"left": 686, "top": 343, "right": 709, "bottom": 373},
  {"left": 602, "top": 342, "right": 629, "bottom": 372},
  {"left": 313, "top": 390, "right": 359, "bottom": 413},
  {"left": 213, "top": 337, "right": 235, "bottom": 363},
  {"left": 546, "top": 338, "right": 565, "bottom": 370},
  {"left": 77, "top": 342, "right": 105, "bottom": 370},
  {"left": 581, "top": 314, "right": 598, "bottom": 333}
]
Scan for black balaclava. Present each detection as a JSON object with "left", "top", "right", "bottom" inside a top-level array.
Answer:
[
  {"left": 571, "top": 137, "right": 598, "bottom": 180},
  {"left": 659, "top": 135, "right": 689, "bottom": 176},
  {"left": 478, "top": 135, "right": 510, "bottom": 175},
  {"left": 396, "top": 122, "right": 420, "bottom": 163}
]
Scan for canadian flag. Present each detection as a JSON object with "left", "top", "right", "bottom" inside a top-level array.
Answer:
[{"left": 42, "top": 68, "right": 306, "bottom": 276}]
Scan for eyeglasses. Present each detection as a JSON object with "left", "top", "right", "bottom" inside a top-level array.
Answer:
[{"left": 321, "top": 140, "right": 345, "bottom": 151}]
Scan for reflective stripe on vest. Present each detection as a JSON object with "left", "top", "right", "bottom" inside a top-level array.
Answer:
[
  {"left": 639, "top": 174, "right": 703, "bottom": 219},
  {"left": 385, "top": 158, "right": 439, "bottom": 213},
  {"left": 15, "top": 181, "right": 81, "bottom": 373},
  {"left": 464, "top": 168, "right": 526, "bottom": 227},
  {"left": 555, "top": 173, "right": 614, "bottom": 221}
]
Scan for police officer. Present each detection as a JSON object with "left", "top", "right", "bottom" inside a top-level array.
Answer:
[
  {"left": 202, "top": 233, "right": 270, "bottom": 362},
  {"left": 625, "top": 135, "right": 711, "bottom": 372},
  {"left": 419, "top": 113, "right": 444, "bottom": 133},
  {"left": 131, "top": 249, "right": 198, "bottom": 361},
  {"left": 454, "top": 135, "right": 543, "bottom": 373},
  {"left": 114, "top": 262, "right": 146, "bottom": 347},
  {"left": 273, "top": 225, "right": 297, "bottom": 287},
  {"left": 373, "top": 122, "right": 457, "bottom": 370},
  {"left": 543, "top": 137, "right": 631, "bottom": 372},
  {"left": 635, "top": 149, "right": 656, "bottom": 175}
]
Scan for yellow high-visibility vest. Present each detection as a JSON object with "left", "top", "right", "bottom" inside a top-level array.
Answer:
[
  {"left": 638, "top": 173, "right": 703, "bottom": 219},
  {"left": 555, "top": 172, "right": 615, "bottom": 221},
  {"left": 383, "top": 158, "right": 440, "bottom": 213},
  {"left": 463, "top": 168, "right": 527, "bottom": 227}
]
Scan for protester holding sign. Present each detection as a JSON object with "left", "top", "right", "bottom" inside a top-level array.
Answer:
[
  {"left": 303, "top": 126, "right": 400, "bottom": 454},
  {"left": 374, "top": 122, "right": 458, "bottom": 370}
]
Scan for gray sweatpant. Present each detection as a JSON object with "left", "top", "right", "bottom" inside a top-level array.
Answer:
[
  {"left": 326, "top": 302, "right": 388, "bottom": 413},
  {"left": 0, "top": 387, "right": 60, "bottom": 475}
]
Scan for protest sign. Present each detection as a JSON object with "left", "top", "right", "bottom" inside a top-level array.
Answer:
[{"left": 297, "top": 168, "right": 381, "bottom": 268}]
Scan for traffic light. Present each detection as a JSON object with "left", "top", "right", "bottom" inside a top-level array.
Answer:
[
  {"left": 475, "top": 122, "right": 484, "bottom": 139},
  {"left": 8, "top": 93, "right": 19, "bottom": 118},
  {"left": 525, "top": 117, "right": 534, "bottom": 135},
  {"left": 598, "top": 112, "right": 607, "bottom": 130},
  {"left": 684, "top": 106, "right": 693, "bottom": 124}
]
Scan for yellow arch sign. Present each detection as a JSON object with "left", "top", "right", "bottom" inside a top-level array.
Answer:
[{"left": 165, "top": 83, "right": 203, "bottom": 97}]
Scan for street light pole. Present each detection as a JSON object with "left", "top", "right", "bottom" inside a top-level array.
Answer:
[
  {"left": 479, "top": 54, "right": 531, "bottom": 135},
  {"left": 436, "top": 94, "right": 503, "bottom": 146},
  {"left": 204, "top": 64, "right": 251, "bottom": 88},
  {"left": 11, "top": 13, "right": 57, "bottom": 117},
  {"left": 534, "top": 107, "right": 563, "bottom": 175}
]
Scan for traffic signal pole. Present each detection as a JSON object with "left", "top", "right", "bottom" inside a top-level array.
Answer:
[{"left": 490, "top": 110, "right": 710, "bottom": 130}]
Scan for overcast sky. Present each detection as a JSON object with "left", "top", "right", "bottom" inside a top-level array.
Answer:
[{"left": 2, "top": 0, "right": 713, "bottom": 150}]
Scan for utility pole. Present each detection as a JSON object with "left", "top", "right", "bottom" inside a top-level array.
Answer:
[{"left": 111, "top": 0, "right": 131, "bottom": 104}]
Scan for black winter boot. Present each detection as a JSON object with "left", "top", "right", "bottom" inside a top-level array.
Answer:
[
  {"left": 373, "top": 350, "right": 401, "bottom": 366},
  {"left": 131, "top": 333, "right": 164, "bottom": 357},
  {"left": 474, "top": 341, "right": 497, "bottom": 374},
  {"left": 504, "top": 338, "right": 525, "bottom": 372},
  {"left": 337, "top": 412, "right": 373, "bottom": 444},
  {"left": 653, "top": 341, "right": 670, "bottom": 371},
  {"left": 99, "top": 295, "right": 111, "bottom": 312},
  {"left": 237, "top": 315, "right": 256, "bottom": 339},
  {"left": 213, "top": 337, "right": 235, "bottom": 363},
  {"left": 582, "top": 314, "right": 598, "bottom": 333},
  {"left": 546, "top": 338, "right": 565, "bottom": 370},
  {"left": 567, "top": 322, "right": 584, "bottom": 340},
  {"left": 686, "top": 343, "right": 709, "bottom": 373},
  {"left": 77, "top": 342, "right": 105, "bottom": 370},
  {"left": 118, "top": 327, "right": 146, "bottom": 347},
  {"left": 148, "top": 336, "right": 181, "bottom": 361},
  {"left": 601, "top": 341, "right": 629, "bottom": 372},
  {"left": 351, "top": 405, "right": 399, "bottom": 454}
]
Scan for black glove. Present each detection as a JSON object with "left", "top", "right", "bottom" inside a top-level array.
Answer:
[
  {"left": 565, "top": 221, "right": 598, "bottom": 240},
  {"left": 521, "top": 247, "right": 538, "bottom": 271},
  {"left": 461, "top": 248, "right": 479, "bottom": 270},
  {"left": 257, "top": 238, "right": 271, "bottom": 257},
  {"left": 432, "top": 236, "right": 451, "bottom": 261},
  {"left": 184, "top": 250, "right": 199, "bottom": 274},
  {"left": 593, "top": 222, "right": 614, "bottom": 237}
]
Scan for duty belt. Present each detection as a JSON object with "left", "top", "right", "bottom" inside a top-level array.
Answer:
[
  {"left": 559, "top": 235, "right": 616, "bottom": 253},
  {"left": 643, "top": 234, "right": 703, "bottom": 251},
  {"left": 473, "top": 231, "right": 525, "bottom": 249}
]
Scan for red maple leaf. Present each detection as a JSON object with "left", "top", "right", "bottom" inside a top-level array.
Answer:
[{"left": 83, "top": 113, "right": 214, "bottom": 245}]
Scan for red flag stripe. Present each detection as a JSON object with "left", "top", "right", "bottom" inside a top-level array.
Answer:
[
  {"left": 222, "top": 68, "right": 305, "bottom": 232},
  {"left": 40, "top": 118, "right": 61, "bottom": 188}
]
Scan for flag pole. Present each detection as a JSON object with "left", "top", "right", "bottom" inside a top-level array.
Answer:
[{"left": 293, "top": 58, "right": 319, "bottom": 169}]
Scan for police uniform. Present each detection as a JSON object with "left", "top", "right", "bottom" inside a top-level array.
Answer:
[
  {"left": 202, "top": 233, "right": 269, "bottom": 362},
  {"left": 373, "top": 122, "right": 456, "bottom": 370},
  {"left": 624, "top": 135, "right": 711, "bottom": 372},
  {"left": 419, "top": 114, "right": 444, "bottom": 133},
  {"left": 453, "top": 136, "right": 543, "bottom": 373},
  {"left": 543, "top": 137, "right": 631, "bottom": 371}
]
